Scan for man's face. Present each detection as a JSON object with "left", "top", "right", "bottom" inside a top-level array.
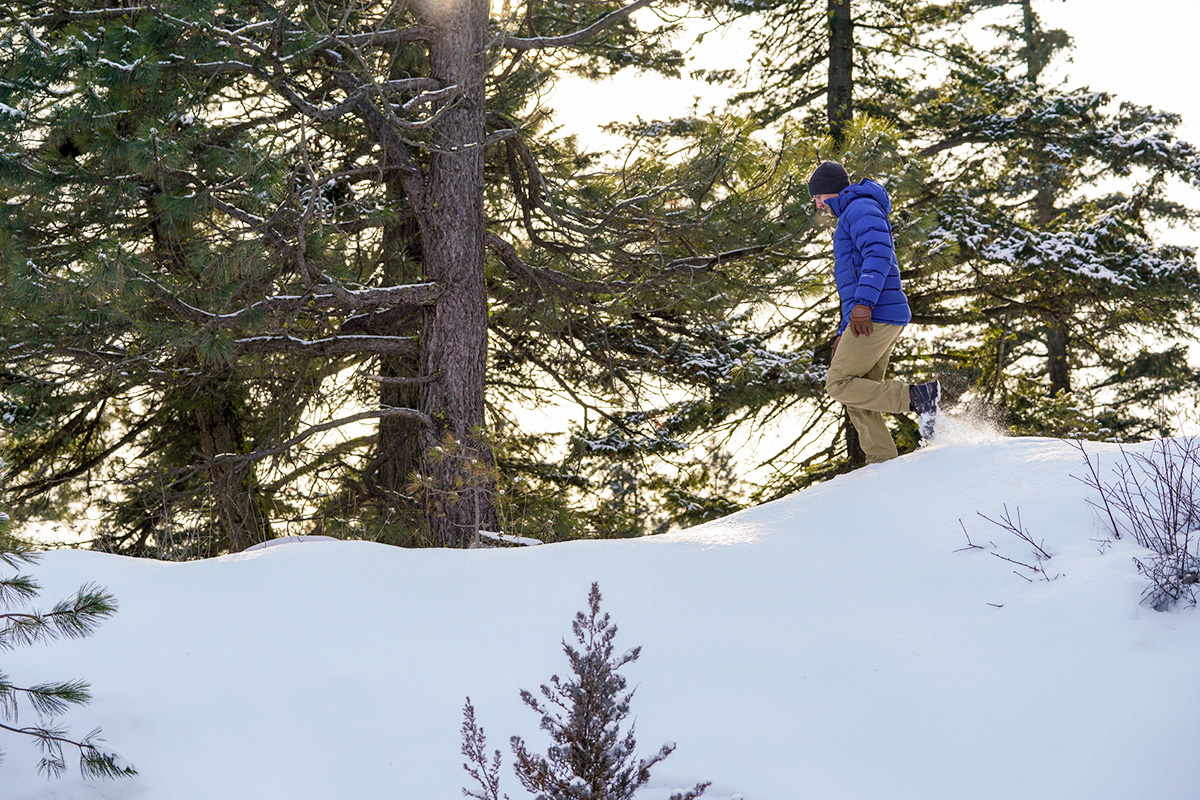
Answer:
[{"left": 813, "top": 193, "right": 838, "bottom": 218}]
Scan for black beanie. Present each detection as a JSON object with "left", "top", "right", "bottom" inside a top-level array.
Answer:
[{"left": 808, "top": 161, "right": 850, "bottom": 196}]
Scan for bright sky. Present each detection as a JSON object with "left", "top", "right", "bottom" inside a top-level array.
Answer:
[
  {"left": 1040, "top": 0, "right": 1200, "bottom": 142},
  {"left": 1041, "top": 0, "right": 1200, "bottom": 246},
  {"left": 554, "top": 0, "right": 1200, "bottom": 137}
]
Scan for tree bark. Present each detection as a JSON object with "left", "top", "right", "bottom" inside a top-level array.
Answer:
[
  {"left": 1046, "top": 322, "right": 1071, "bottom": 396},
  {"left": 827, "top": 0, "right": 853, "bottom": 144},
  {"left": 192, "top": 383, "right": 271, "bottom": 552},
  {"left": 1020, "top": 0, "right": 1051, "bottom": 83},
  {"left": 418, "top": 0, "right": 500, "bottom": 546},
  {"left": 369, "top": 189, "right": 425, "bottom": 509},
  {"left": 1020, "top": 0, "right": 1073, "bottom": 398}
]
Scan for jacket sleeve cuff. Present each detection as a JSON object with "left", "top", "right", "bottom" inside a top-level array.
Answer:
[{"left": 854, "top": 290, "right": 880, "bottom": 308}]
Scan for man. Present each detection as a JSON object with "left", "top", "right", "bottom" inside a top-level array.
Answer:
[{"left": 809, "top": 160, "right": 939, "bottom": 463}]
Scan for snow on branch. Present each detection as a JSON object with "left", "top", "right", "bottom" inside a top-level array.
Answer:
[
  {"left": 266, "top": 76, "right": 443, "bottom": 124},
  {"left": 323, "top": 27, "right": 436, "bottom": 49},
  {"left": 234, "top": 334, "right": 420, "bottom": 359},
  {"left": 185, "top": 285, "right": 442, "bottom": 327},
  {"left": 474, "top": 530, "right": 542, "bottom": 547}
]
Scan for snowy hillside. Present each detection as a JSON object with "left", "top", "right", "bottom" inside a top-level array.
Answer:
[{"left": 4, "top": 426, "right": 1199, "bottom": 800}]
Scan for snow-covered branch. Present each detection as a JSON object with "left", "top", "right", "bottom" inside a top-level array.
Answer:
[
  {"left": 474, "top": 530, "right": 542, "bottom": 547},
  {"left": 234, "top": 334, "right": 420, "bottom": 359},
  {"left": 207, "top": 284, "right": 444, "bottom": 326}
]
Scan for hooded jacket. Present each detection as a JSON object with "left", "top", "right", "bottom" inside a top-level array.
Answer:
[{"left": 825, "top": 179, "right": 912, "bottom": 336}]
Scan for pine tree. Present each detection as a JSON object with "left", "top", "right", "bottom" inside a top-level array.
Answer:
[
  {"left": 510, "top": 583, "right": 708, "bottom": 800},
  {"left": 0, "top": 0, "right": 801, "bottom": 548},
  {"left": 681, "top": 0, "right": 1200, "bottom": 496},
  {"left": 462, "top": 583, "right": 708, "bottom": 800},
  {"left": 699, "top": 0, "right": 930, "bottom": 130},
  {"left": 486, "top": 112, "right": 836, "bottom": 536},
  {"left": 0, "top": 542, "right": 133, "bottom": 778},
  {"left": 0, "top": 0, "right": 305, "bottom": 554},
  {"left": 910, "top": 1, "right": 1200, "bottom": 437}
]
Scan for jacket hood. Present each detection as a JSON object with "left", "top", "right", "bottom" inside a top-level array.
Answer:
[{"left": 827, "top": 179, "right": 892, "bottom": 217}]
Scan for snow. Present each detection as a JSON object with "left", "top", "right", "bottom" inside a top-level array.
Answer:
[
  {"left": 477, "top": 530, "right": 543, "bottom": 547},
  {"left": 3, "top": 427, "right": 1199, "bottom": 799},
  {"left": 95, "top": 57, "right": 145, "bottom": 73}
]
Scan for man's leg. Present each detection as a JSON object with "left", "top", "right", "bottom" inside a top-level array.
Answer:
[
  {"left": 826, "top": 324, "right": 908, "bottom": 463},
  {"left": 846, "top": 353, "right": 899, "bottom": 463}
]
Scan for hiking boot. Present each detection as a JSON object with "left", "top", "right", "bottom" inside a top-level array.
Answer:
[{"left": 909, "top": 379, "right": 941, "bottom": 439}]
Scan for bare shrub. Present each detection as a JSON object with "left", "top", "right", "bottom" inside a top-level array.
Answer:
[
  {"left": 1072, "top": 438, "right": 1200, "bottom": 610},
  {"left": 961, "top": 505, "right": 1060, "bottom": 583}
]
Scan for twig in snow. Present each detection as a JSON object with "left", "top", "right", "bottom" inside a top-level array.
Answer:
[
  {"left": 977, "top": 505, "right": 1052, "bottom": 561},
  {"left": 954, "top": 519, "right": 986, "bottom": 552}
]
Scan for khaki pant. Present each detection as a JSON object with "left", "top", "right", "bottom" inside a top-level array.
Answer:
[{"left": 826, "top": 323, "right": 910, "bottom": 464}]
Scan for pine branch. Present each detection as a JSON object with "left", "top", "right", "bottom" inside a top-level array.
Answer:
[
  {"left": 5, "top": 409, "right": 163, "bottom": 504},
  {"left": 0, "top": 678, "right": 92, "bottom": 718},
  {"left": 358, "top": 372, "right": 437, "bottom": 386},
  {"left": 262, "top": 434, "right": 376, "bottom": 494},
  {"left": 490, "top": 327, "right": 631, "bottom": 434},
  {"left": 134, "top": 270, "right": 443, "bottom": 328},
  {"left": 487, "top": 232, "right": 618, "bottom": 295},
  {"left": 323, "top": 27, "right": 436, "bottom": 49},
  {"left": 497, "top": 0, "right": 657, "bottom": 50},
  {"left": 180, "top": 406, "right": 433, "bottom": 479},
  {"left": 0, "top": 549, "right": 38, "bottom": 572},
  {"left": 0, "top": 721, "right": 136, "bottom": 780},
  {"left": 0, "top": 575, "right": 39, "bottom": 607},
  {"left": 0, "top": 553, "right": 133, "bottom": 780},
  {"left": 0, "top": 583, "right": 117, "bottom": 650}
]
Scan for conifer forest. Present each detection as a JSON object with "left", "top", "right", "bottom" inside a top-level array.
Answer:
[{"left": 0, "top": 0, "right": 1198, "bottom": 555}]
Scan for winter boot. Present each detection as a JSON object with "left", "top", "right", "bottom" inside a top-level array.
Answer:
[{"left": 909, "top": 379, "right": 941, "bottom": 439}]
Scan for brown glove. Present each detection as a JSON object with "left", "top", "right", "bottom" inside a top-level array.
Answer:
[{"left": 849, "top": 304, "right": 873, "bottom": 337}]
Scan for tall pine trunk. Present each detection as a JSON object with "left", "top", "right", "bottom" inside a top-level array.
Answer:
[
  {"left": 827, "top": 0, "right": 853, "bottom": 144},
  {"left": 1022, "top": 0, "right": 1072, "bottom": 398},
  {"left": 827, "top": 0, "right": 866, "bottom": 468},
  {"left": 1035, "top": 184, "right": 1071, "bottom": 397},
  {"left": 1046, "top": 323, "right": 1071, "bottom": 395},
  {"left": 418, "top": 0, "right": 500, "bottom": 546},
  {"left": 1033, "top": 166, "right": 1071, "bottom": 397}
]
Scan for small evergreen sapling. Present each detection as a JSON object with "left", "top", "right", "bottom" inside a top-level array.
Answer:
[
  {"left": 462, "top": 698, "right": 507, "bottom": 800},
  {"left": 462, "top": 582, "right": 707, "bottom": 800},
  {"left": 0, "top": 547, "right": 134, "bottom": 779}
]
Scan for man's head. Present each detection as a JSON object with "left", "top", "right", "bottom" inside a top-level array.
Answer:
[{"left": 808, "top": 161, "right": 850, "bottom": 216}]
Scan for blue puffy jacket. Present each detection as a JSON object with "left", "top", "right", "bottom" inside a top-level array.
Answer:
[{"left": 826, "top": 180, "right": 912, "bottom": 336}]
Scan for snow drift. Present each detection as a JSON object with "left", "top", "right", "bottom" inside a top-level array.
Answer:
[{"left": 3, "top": 430, "right": 1198, "bottom": 800}]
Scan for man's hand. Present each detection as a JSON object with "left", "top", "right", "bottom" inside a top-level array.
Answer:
[
  {"left": 849, "top": 304, "right": 873, "bottom": 337},
  {"left": 831, "top": 335, "right": 841, "bottom": 360}
]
